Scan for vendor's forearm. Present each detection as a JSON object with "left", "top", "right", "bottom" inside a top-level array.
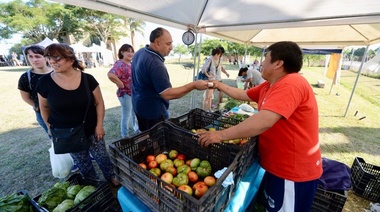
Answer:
[{"left": 216, "top": 81, "right": 250, "bottom": 101}]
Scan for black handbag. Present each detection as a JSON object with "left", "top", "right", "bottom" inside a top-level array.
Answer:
[{"left": 51, "top": 73, "right": 91, "bottom": 154}]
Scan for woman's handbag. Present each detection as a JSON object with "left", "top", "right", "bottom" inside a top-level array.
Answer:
[
  {"left": 51, "top": 73, "right": 92, "bottom": 154},
  {"left": 50, "top": 124, "right": 89, "bottom": 154}
]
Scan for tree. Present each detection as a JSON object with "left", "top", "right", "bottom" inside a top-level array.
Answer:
[
  {"left": 126, "top": 18, "right": 145, "bottom": 49},
  {"left": 172, "top": 44, "right": 189, "bottom": 62},
  {"left": 0, "top": 0, "right": 82, "bottom": 43}
]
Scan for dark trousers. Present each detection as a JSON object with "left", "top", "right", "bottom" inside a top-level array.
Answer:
[{"left": 136, "top": 113, "right": 166, "bottom": 132}]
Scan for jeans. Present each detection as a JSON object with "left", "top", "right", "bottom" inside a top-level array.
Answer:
[
  {"left": 118, "top": 94, "right": 139, "bottom": 138},
  {"left": 36, "top": 111, "right": 49, "bottom": 136}
]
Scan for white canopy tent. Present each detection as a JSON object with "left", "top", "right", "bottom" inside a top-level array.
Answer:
[{"left": 51, "top": 0, "right": 380, "bottom": 115}]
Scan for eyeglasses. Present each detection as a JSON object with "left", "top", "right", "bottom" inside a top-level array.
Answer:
[{"left": 46, "top": 55, "right": 63, "bottom": 61}]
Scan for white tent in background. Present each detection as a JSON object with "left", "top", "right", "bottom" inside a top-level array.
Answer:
[
  {"left": 70, "top": 43, "right": 91, "bottom": 53},
  {"left": 36, "top": 37, "right": 56, "bottom": 47},
  {"left": 362, "top": 54, "right": 380, "bottom": 74}
]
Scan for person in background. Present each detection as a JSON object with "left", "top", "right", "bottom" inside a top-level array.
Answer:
[
  {"left": 108, "top": 44, "right": 139, "bottom": 138},
  {"left": 202, "top": 48, "right": 222, "bottom": 112},
  {"left": 132, "top": 27, "right": 209, "bottom": 131},
  {"left": 198, "top": 41, "right": 322, "bottom": 211},
  {"left": 214, "top": 46, "right": 230, "bottom": 107},
  {"left": 244, "top": 64, "right": 265, "bottom": 89},
  {"left": 236, "top": 67, "right": 248, "bottom": 89},
  {"left": 37, "top": 43, "right": 119, "bottom": 186},
  {"left": 17, "top": 45, "right": 79, "bottom": 173},
  {"left": 11, "top": 51, "right": 20, "bottom": 66}
]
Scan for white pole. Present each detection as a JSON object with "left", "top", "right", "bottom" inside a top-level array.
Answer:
[{"left": 344, "top": 45, "right": 369, "bottom": 117}]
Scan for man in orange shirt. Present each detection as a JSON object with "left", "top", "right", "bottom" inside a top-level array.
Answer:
[{"left": 198, "top": 41, "right": 322, "bottom": 211}]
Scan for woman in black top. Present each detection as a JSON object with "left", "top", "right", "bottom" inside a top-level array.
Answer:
[{"left": 37, "top": 43, "right": 119, "bottom": 186}]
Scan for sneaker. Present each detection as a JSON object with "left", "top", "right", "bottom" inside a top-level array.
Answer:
[{"left": 71, "top": 164, "right": 79, "bottom": 173}]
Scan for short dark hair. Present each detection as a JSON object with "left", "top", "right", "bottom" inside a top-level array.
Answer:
[
  {"left": 211, "top": 48, "right": 221, "bottom": 56},
  {"left": 118, "top": 44, "right": 134, "bottom": 59},
  {"left": 217, "top": 46, "right": 225, "bottom": 54},
  {"left": 24, "top": 45, "right": 45, "bottom": 56},
  {"left": 267, "top": 41, "right": 303, "bottom": 73},
  {"left": 149, "top": 27, "right": 165, "bottom": 43}
]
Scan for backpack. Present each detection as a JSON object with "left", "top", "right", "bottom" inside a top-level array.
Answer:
[{"left": 196, "top": 59, "right": 213, "bottom": 80}]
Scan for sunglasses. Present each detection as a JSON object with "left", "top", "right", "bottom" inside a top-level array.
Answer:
[{"left": 46, "top": 55, "right": 63, "bottom": 62}]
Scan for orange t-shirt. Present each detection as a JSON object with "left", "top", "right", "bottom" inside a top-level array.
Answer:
[{"left": 247, "top": 73, "right": 322, "bottom": 182}]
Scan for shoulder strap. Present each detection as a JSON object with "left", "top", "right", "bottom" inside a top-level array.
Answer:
[
  {"left": 207, "top": 59, "right": 212, "bottom": 73},
  {"left": 27, "top": 69, "right": 32, "bottom": 90},
  {"left": 82, "top": 73, "right": 91, "bottom": 124}
]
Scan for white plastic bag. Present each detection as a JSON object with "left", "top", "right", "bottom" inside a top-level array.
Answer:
[{"left": 49, "top": 143, "right": 74, "bottom": 179}]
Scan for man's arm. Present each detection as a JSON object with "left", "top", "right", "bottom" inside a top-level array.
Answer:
[
  {"left": 213, "top": 80, "right": 251, "bottom": 101},
  {"left": 160, "top": 80, "right": 209, "bottom": 100},
  {"left": 198, "top": 110, "right": 282, "bottom": 147}
]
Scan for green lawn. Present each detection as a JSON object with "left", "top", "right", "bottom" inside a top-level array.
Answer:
[{"left": 0, "top": 64, "right": 378, "bottom": 211}]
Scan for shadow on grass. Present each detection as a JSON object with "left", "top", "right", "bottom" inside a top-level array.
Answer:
[{"left": 0, "top": 106, "right": 123, "bottom": 198}]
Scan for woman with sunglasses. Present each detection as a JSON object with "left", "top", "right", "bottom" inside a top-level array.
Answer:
[
  {"left": 18, "top": 45, "right": 81, "bottom": 173},
  {"left": 36, "top": 43, "right": 119, "bottom": 186}
]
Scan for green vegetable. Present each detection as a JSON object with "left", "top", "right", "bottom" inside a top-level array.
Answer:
[
  {"left": 0, "top": 192, "right": 32, "bottom": 212},
  {"left": 38, "top": 186, "right": 67, "bottom": 211},
  {"left": 196, "top": 160, "right": 212, "bottom": 178},
  {"left": 54, "top": 182, "right": 70, "bottom": 191},
  {"left": 52, "top": 199, "right": 75, "bottom": 212},
  {"left": 66, "top": 185, "right": 83, "bottom": 199},
  {"left": 224, "top": 99, "right": 241, "bottom": 111},
  {"left": 74, "top": 185, "right": 96, "bottom": 205}
]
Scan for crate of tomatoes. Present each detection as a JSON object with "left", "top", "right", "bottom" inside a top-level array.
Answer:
[
  {"left": 169, "top": 108, "right": 258, "bottom": 182},
  {"left": 109, "top": 121, "right": 250, "bottom": 212}
]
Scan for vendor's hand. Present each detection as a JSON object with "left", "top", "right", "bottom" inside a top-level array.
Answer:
[
  {"left": 198, "top": 131, "right": 222, "bottom": 147},
  {"left": 95, "top": 126, "right": 105, "bottom": 141},
  {"left": 117, "top": 83, "right": 124, "bottom": 89},
  {"left": 226, "top": 73, "right": 230, "bottom": 78},
  {"left": 193, "top": 80, "right": 210, "bottom": 90}
]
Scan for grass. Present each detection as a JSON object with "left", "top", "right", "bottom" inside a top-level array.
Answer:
[{"left": 0, "top": 64, "right": 379, "bottom": 211}]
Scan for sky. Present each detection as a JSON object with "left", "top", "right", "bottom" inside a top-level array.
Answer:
[{"left": 0, "top": 21, "right": 202, "bottom": 55}]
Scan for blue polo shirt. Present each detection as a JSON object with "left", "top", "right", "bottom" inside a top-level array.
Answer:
[{"left": 132, "top": 46, "right": 172, "bottom": 119}]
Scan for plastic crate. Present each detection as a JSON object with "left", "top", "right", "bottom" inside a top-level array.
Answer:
[
  {"left": 351, "top": 157, "right": 380, "bottom": 202},
  {"left": 109, "top": 121, "right": 255, "bottom": 212},
  {"left": 169, "top": 108, "right": 241, "bottom": 131},
  {"left": 311, "top": 188, "right": 347, "bottom": 212},
  {"left": 32, "top": 174, "right": 119, "bottom": 212},
  {"left": 168, "top": 108, "right": 258, "bottom": 180}
]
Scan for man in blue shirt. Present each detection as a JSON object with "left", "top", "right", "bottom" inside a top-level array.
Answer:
[{"left": 132, "top": 27, "right": 209, "bottom": 131}]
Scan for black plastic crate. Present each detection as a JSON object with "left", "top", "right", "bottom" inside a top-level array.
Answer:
[
  {"left": 168, "top": 108, "right": 258, "bottom": 180},
  {"left": 109, "top": 121, "right": 253, "bottom": 212},
  {"left": 311, "top": 188, "right": 347, "bottom": 212},
  {"left": 351, "top": 157, "right": 380, "bottom": 202},
  {"left": 169, "top": 108, "right": 241, "bottom": 131},
  {"left": 32, "top": 174, "right": 119, "bottom": 212}
]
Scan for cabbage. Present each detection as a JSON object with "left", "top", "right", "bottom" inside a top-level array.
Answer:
[
  {"left": 54, "top": 182, "right": 70, "bottom": 191},
  {"left": 52, "top": 199, "right": 75, "bottom": 212},
  {"left": 38, "top": 186, "right": 67, "bottom": 211},
  {"left": 74, "top": 185, "right": 96, "bottom": 205},
  {"left": 66, "top": 185, "right": 83, "bottom": 199}
]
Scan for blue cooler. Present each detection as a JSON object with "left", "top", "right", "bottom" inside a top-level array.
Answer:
[{"left": 117, "top": 186, "right": 151, "bottom": 212}]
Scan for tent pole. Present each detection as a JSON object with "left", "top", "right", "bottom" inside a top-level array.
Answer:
[
  {"left": 191, "top": 33, "right": 203, "bottom": 109},
  {"left": 344, "top": 45, "right": 369, "bottom": 117}
]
